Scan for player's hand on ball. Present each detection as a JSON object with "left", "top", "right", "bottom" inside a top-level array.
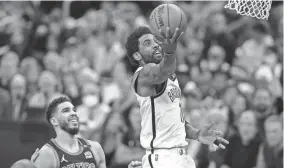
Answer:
[
  {"left": 30, "top": 148, "right": 40, "bottom": 163},
  {"left": 198, "top": 122, "right": 229, "bottom": 149},
  {"left": 157, "top": 27, "right": 184, "bottom": 54},
  {"left": 128, "top": 161, "right": 142, "bottom": 168}
]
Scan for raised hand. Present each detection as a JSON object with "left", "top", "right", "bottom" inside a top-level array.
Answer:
[
  {"left": 156, "top": 27, "right": 184, "bottom": 54},
  {"left": 198, "top": 122, "right": 229, "bottom": 149}
]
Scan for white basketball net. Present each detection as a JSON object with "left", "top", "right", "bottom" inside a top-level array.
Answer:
[{"left": 224, "top": 0, "right": 272, "bottom": 20}]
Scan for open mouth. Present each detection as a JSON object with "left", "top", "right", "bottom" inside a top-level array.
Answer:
[
  {"left": 153, "top": 49, "right": 161, "bottom": 56},
  {"left": 68, "top": 117, "right": 79, "bottom": 123}
]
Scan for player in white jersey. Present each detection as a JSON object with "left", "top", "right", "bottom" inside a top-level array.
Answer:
[{"left": 125, "top": 26, "right": 229, "bottom": 168}]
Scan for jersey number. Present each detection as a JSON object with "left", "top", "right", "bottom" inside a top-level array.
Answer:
[{"left": 179, "top": 102, "right": 185, "bottom": 123}]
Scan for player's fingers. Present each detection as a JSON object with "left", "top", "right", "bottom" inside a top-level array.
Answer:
[
  {"left": 219, "top": 144, "right": 226, "bottom": 149},
  {"left": 171, "top": 27, "right": 180, "bottom": 42},
  {"left": 175, "top": 32, "right": 184, "bottom": 43},
  {"left": 158, "top": 29, "right": 166, "bottom": 40},
  {"left": 217, "top": 137, "right": 229, "bottom": 144},
  {"left": 165, "top": 27, "right": 171, "bottom": 39}
]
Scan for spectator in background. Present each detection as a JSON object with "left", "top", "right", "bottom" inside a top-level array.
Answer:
[
  {"left": 62, "top": 73, "right": 80, "bottom": 106},
  {"left": 229, "top": 94, "right": 248, "bottom": 128},
  {"left": 196, "top": 110, "right": 232, "bottom": 168},
  {"left": 0, "top": 87, "right": 11, "bottom": 120},
  {"left": 222, "top": 110, "right": 261, "bottom": 168},
  {"left": 211, "top": 71, "right": 229, "bottom": 98},
  {"left": 100, "top": 112, "right": 125, "bottom": 167},
  {"left": 9, "top": 74, "right": 28, "bottom": 121},
  {"left": 256, "top": 115, "right": 283, "bottom": 168},
  {"left": 251, "top": 88, "right": 275, "bottom": 126},
  {"left": 19, "top": 57, "right": 41, "bottom": 98},
  {"left": 203, "top": 11, "right": 236, "bottom": 65},
  {"left": 29, "top": 71, "right": 62, "bottom": 108},
  {"left": 77, "top": 83, "right": 111, "bottom": 141},
  {"left": 0, "top": 51, "right": 19, "bottom": 91},
  {"left": 113, "top": 104, "right": 144, "bottom": 168}
]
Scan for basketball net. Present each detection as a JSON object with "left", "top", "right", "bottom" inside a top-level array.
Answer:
[{"left": 224, "top": 0, "right": 272, "bottom": 20}]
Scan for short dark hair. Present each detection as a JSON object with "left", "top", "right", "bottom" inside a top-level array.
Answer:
[
  {"left": 125, "top": 26, "right": 152, "bottom": 65},
  {"left": 46, "top": 96, "right": 71, "bottom": 123}
]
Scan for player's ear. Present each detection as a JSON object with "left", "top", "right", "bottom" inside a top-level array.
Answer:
[
  {"left": 133, "top": 52, "right": 142, "bottom": 62},
  {"left": 50, "top": 117, "right": 58, "bottom": 126}
]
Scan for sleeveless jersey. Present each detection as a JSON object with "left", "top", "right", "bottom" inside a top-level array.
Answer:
[
  {"left": 131, "top": 67, "right": 188, "bottom": 150},
  {"left": 46, "top": 138, "right": 97, "bottom": 168}
]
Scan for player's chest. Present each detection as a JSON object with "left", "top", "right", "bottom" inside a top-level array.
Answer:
[
  {"left": 158, "top": 78, "right": 181, "bottom": 103},
  {"left": 59, "top": 151, "right": 96, "bottom": 168}
]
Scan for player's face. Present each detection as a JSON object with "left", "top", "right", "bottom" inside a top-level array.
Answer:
[
  {"left": 138, "top": 34, "right": 162, "bottom": 64},
  {"left": 55, "top": 102, "right": 79, "bottom": 135}
]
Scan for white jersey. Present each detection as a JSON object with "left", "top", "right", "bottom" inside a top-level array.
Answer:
[{"left": 131, "top": 67, "right": 188, "bottom": 150}]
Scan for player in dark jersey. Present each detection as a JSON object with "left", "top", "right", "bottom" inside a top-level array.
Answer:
[{"left": 33, "top": 96, "right": 142, "bottom": 168}]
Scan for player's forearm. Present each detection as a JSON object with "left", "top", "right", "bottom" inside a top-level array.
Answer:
[
  {"left": 158, "top": 53, "right": 176, "bottom": 76},
  {"left": 185, "top": 120, "right": 200, "bottom": 140}
]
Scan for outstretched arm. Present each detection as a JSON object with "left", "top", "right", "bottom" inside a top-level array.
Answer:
[
  {"left": 139, "top": 27, "right": 183, "bottom": 86},
  {"left": 185, "top": 121, "right": 229, "bottom": 149}
]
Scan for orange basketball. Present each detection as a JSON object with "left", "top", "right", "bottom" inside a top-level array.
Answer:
[{"left": 149, "top": 4, "right": 187, "bottom": 41}]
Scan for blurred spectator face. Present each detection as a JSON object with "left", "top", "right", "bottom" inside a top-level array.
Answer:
[
  {"left": 117, "top": 2, "right": 140, "bottom": 24},
  {"left": 237, "top": 111, "right": 258, "bottom": 142},
  {"left": 252, "top": 89, "right": 272, "bottom": 112},
  {"left": 210, "top": 13, "right": 227, "bottom": 34},
  {"left": 11, "top": 31, "right": 24, "bottom": 45},
  {"left": 63, "top": 74, "right": 79, "bottom": 98},
  {"left": 185, "top": 39, "right": 203, "bottom": 65},
  {"left": 129, "top": 105, "right": 141, "bottom": 132},
  {"left": 222, "top": 87, "right": 238, "bottom": 106},
  {"left": 207, "top": 45, "right": 225, "bottom": 72},
  {"left": 212, "top": 72, "right": 228, "bottom": 92},
  {"left": 43, "top": 51, "right": 62, "bottom": 73},
  {"left": 101, "top": 1, "right": 116, "bottom": 13},
  {"left": 20, "top": 57, "right": 41, "bottom": 84},
  {"left": 81, "top": 83, "right": 100, "bottom": 108},
  {"left": 10, "top": 74, "right": 26, "bottom": 100},
  {"left": 186, "top": 110, "right": 203, "bottom": 130},
  {"left": 264, "top": 116, "right": 283, "bottom": 147},
  {"left": 263, "top": 49, "right": 278, "bottom": 68},
  {"left": 2, "top": 51, "right": 20, "bottom": 66},
  {"left": 0, "top": 61, "right": 17, "bottom": 79},
  {"left": 231, "top": 95, "right": 247, "bottom": 120},
  {"left": 104, "top": 28, "right": 116, "bottom": 47},
  {"left": 77, "top": 67, "right": 99, "bottom": 87},
  {"left": 38, "top": 71, "right": 57, "bottom": 95}
]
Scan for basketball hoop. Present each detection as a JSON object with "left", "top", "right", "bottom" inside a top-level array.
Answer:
[{"left": 224, "top": 0, "right": 272, "bottom": 20}]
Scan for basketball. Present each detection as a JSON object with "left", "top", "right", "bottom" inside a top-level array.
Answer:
[{"left": 149, "top": 4, "right": 187, "bottom": 41}]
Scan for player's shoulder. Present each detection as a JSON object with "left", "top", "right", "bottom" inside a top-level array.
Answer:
[
  {"left": 86, "top": 140, "right": 103, "bottom": 151},
  {"left": 37, "top": 144, "right": 57, "bottom": 159}
]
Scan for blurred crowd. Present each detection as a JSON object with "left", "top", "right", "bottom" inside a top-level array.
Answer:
[{"left": 0, "top": 1, "right": 282, "bottom": 168}]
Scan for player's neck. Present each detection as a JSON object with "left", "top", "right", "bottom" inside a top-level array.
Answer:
[{"left": 55, "top": 130, "right": 78, "bottom": 149}]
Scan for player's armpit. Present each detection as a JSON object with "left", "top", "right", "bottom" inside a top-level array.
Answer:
[
  {"left": 139, "top": 61, "right": 174, "bottom": 86},
  {"left": 34, "top": 145, "right": 57, "bottom": 168},
  {"left": 87, "top": 141, "right": 107, "bottom": 168}
]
